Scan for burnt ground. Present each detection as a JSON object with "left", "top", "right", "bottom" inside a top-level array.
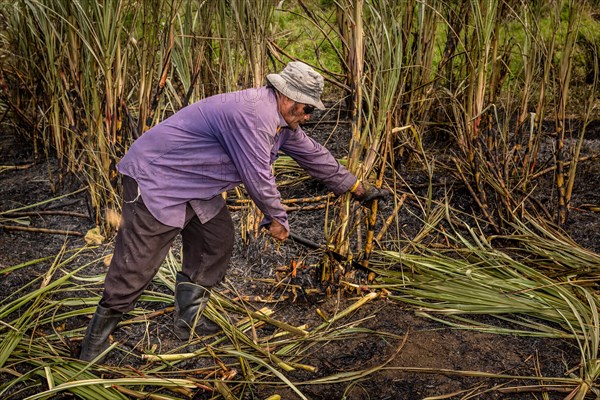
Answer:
[{"left": 1, "top": 112, "right": 599, "bottom": 399}]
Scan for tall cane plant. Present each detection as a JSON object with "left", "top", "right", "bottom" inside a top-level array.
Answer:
[
  {"left": 0, "top": 0, "right": 280, "bottom": 233},
  {"left": 0, "top": 0, "right": 184, "bottom": 229},
  {"left": 329, "top": 0, "right": 440, "bottom": 277},
  {"left": 441, "top": 0, "right": 595, "bottom": 229}
]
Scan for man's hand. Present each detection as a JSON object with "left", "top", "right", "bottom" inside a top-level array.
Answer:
[
  {"left": 268, "top": 219, "right": 289, "bottom": 241},
  {"left": 352, "top": 181, "right": 390, "bottom": 204}
]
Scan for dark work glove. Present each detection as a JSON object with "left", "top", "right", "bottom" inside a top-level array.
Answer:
[{"left": 352, "top": 182, "right": 391, "bottom": 204}]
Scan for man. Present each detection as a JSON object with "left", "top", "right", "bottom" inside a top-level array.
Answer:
[{"left": 80, "top": 61, "right": 386, "bottom": 362}]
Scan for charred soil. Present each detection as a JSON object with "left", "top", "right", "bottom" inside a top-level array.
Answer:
[{"left": 1, "top": 115, "right": 599, "bottom": 399}]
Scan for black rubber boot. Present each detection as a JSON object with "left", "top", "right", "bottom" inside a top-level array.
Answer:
[
  {"left": 79, "top": 305, "right": 122, "bottom": 362},
  {"left": 174, "top": 272, "right": 221, "bottom": 340}
]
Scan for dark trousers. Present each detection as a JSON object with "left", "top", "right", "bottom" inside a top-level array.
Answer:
[{"left": 100, "top": 176, "right": 234, "bottom": 313}]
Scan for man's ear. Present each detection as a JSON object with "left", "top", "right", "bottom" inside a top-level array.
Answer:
[
  {"left": 279, "top": 94, "right": 294, "bottom": 106},
  {"left": 277, "top": 95, "right": 294, "bottom": 116}
]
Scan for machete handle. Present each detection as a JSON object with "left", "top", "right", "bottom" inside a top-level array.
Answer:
[{"left": 289, "top": 232, "right": 326, "bottom": 250}]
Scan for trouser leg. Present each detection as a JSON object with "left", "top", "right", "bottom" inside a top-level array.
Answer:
[
  {"left": 181, "top": 205, "right": 234, "bottom": 287},
  {"left": 100, "top": 175, "right": 181, "bottom": 313},
  {"left": 81, "top": 176, "right": 181, "bottom": 361}
]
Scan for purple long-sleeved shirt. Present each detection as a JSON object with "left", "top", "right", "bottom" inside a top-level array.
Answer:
[{"left": 117, "top": 86, "right": 357, "bottom": 231}]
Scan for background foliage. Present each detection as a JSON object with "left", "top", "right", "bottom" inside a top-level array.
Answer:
[{"left": 1, "top": 0, "right": 598, "bottom": 231}]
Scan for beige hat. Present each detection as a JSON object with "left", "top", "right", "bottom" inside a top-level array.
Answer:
[{"left": 266, "top": 61, "right": 325, "bottom": 110}]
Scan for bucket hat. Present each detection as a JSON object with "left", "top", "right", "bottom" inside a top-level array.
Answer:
[{"left": 266, "top": 61, "right": 325, "bottom": 110}]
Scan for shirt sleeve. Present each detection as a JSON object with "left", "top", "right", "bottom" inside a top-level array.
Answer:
[
  {"left": 217, "top": 123, "right": 289, "bottom": 231},
  {"left": 280, "top": 128, "right": 357, "bottom": 195}
]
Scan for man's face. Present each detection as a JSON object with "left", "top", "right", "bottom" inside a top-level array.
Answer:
[{"left": 280, "top": 98, "right": 314, "bottom": 130}]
